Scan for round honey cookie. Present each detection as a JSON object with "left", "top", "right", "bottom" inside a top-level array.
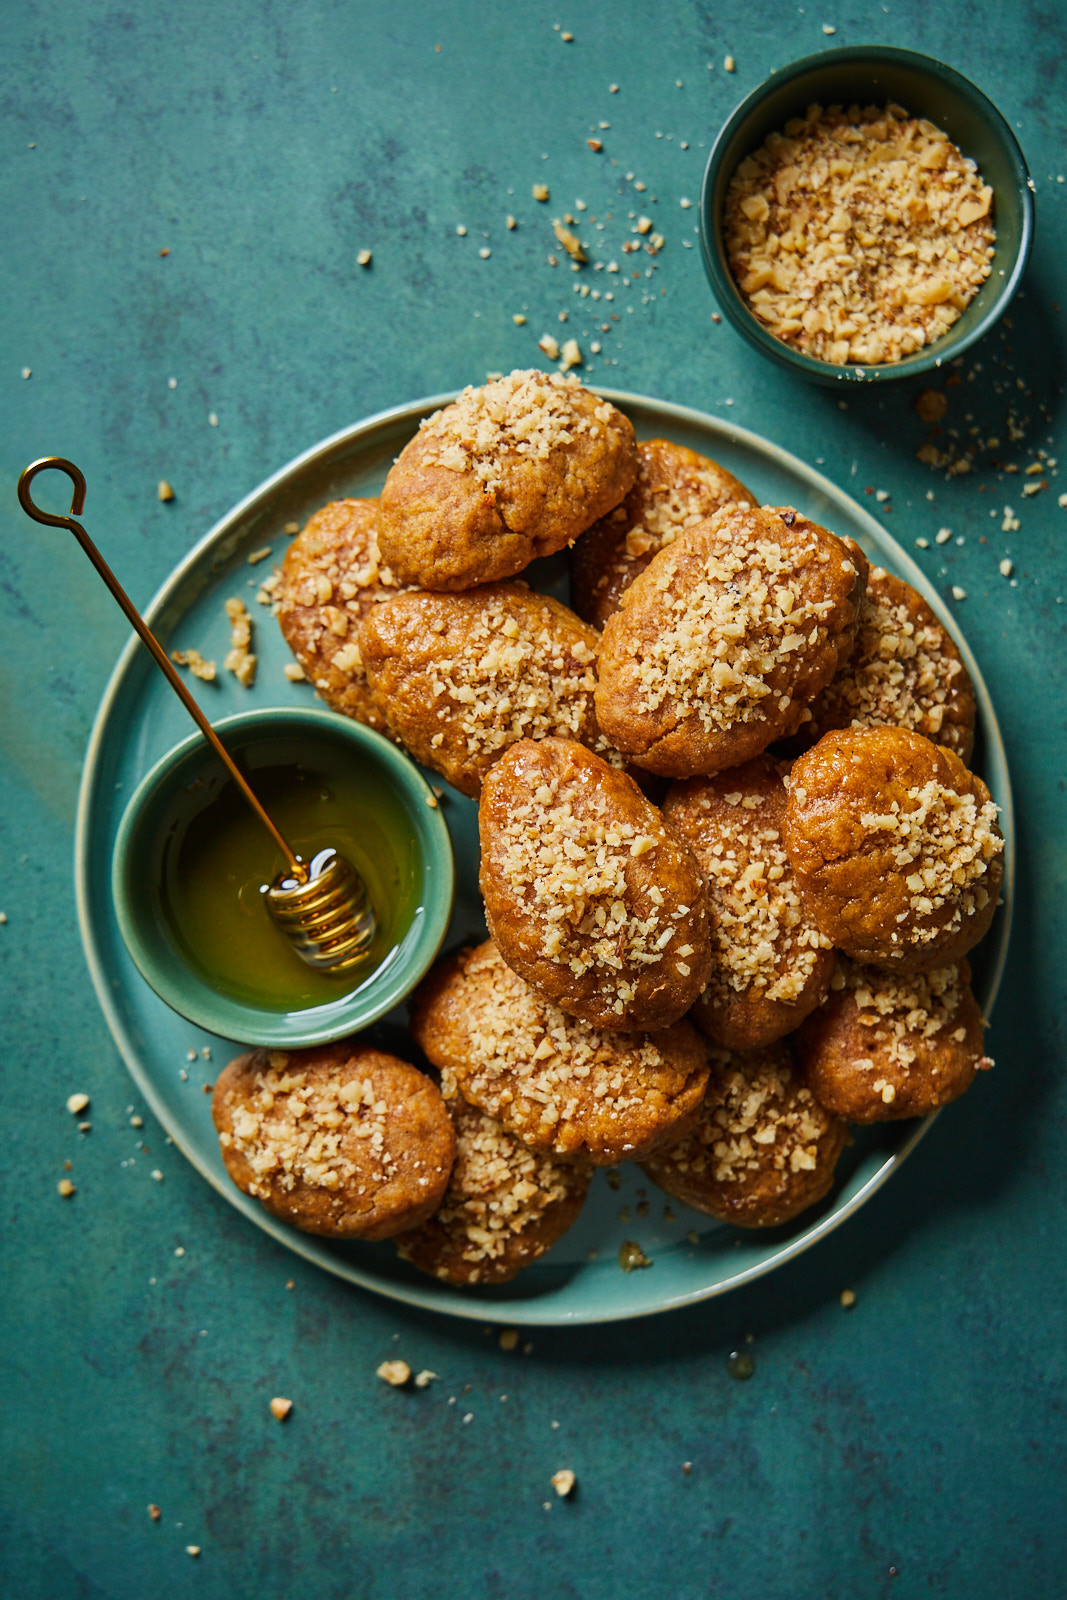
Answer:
[
  {"left": 275, "top": 499, "right": 407, "bottom": 731},
  {"left": 594, "top": 504, "right": 868, "bottom": 778},
  {"left": 640, "top": 1039, "right": 848, "bottom": 1228},
  {"left": 662, "top": 756, "right": 835, "bottom": 1049},
  {"left": 212, "top": 1044, "right": 455, "bottom": 1241},
  {"left": 410, "top": 940, "right": 709, "bottom": 1166},
  {"left": 479, "top": 738, "right": 712, "bottom": 1030},
  {"left": 377, "top": 370, "right": 637, "bottom": 591},
  {"left": 796, "top": 956, "right": 991, "bottom": 1122},
  {"left": 783, "top": 726, "right": 1004, "bottom": 971},
  {"left": 395, "top": 1095, "right": 591, "bottom": 1285},
  {"left": 570, "top": 438, "right": 754, "bottom": 628},
  {"left": 358, "top": 582, "right": 616, "bottom": 798},
  {"left": 799, "top": 565, "right": 976, "bottom": 760}
]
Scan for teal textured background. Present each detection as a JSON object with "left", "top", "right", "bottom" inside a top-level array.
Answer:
[{"left": 1, "top": 2, "right": 1064, "bottom": 1596}]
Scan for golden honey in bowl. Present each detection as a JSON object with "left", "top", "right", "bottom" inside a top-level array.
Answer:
[{"left": 158, "top": 746, "right": 420, "bottom": 1012}]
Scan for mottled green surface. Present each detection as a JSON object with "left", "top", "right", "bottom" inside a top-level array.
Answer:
[{"left": 1, "top": 2, "right": 1065, "bottom": 1597}]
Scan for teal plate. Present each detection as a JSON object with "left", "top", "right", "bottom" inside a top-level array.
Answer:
[{"left": 76, "top": 390, "right": 1014, "bottom": 1325}]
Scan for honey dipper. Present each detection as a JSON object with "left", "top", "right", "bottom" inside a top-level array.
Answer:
[{"left": 18, "top": 456, "right": 376, "bottom": 971}]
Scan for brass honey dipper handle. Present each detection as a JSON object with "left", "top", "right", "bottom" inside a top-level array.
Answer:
[{"left": 17, "top": 455, "right": 308, "bottom": 883}]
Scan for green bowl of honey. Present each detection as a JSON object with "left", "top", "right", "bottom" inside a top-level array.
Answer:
[{"left": 112, "top": 707, "right": 455, "bottom": 1047}]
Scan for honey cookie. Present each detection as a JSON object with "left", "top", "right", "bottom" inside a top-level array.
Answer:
[
  {"left": 377, "top": 370, "right": 637, "bottom": 590},
  {"left": 479, "top": 738, "right": 712, "bottom": 1030},
  {"left": 799, "top": 565, "right": 976, "bottom": 760},
  {"left": 275, "top": 499, "right": 405, "bottom": 731},
  {"left": 662, "top": 756, "right": 835, "bottom": 1049},
  {"left": 796, "top": 956, "right": 990, "bottom": 1121},
  {"left": 212, "top": 1044, "right": 455, "bottom": 1241},
  {"left": 358, "top": 582, "right": 614, "bottom": 797},
  {"left": 571, "top": 438, "right": 754, "bottom": 628},
  {"left": 410, "top": 940, "right": 709, "bottom": 1166},
  {"left": 641, "top": 1039, "right": 848, "bottom": 1228},
  {"left": 783, "top": 726, "right": 1003, "bottom": 970},
  {"left": 395, "top": 1095, "right": 591, "bottom": 1285},
  {"left": 594, "top": 504, "right": 868, "bottom": 778}
]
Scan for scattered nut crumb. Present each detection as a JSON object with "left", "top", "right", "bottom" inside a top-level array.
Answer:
[
  {"left": 66, "top": 1093, "right": 90, "bottom": 1116},
  {"left": 377, "top": 1359, "right": 411, "bottom": 1387},
  {"left": 559, "top": 337, "right": 582, "bottom": 370},
  {"left": 560, "top": 31, "right": 573, "bottom": 42},
  {"left": 538, "top": 333, "right": 560, "bottom": 360},
  {"left": 283, "top": 520, "right": 301, "bottom": 535},
  {"left": 130, "top": 1114, "right": 143, "bottom": 1128},
  {"left": 951, "top": 585, "right": 967, "bottom": 600},
  {"left": 208, "top": 412, "right": 219, "bottom": 427},
  {"left": 479, "top": 247, "right": 491, "bottom": 259},
  {"left": 147, "top": 1504, "right": 161, "bottom": 1521},
  {"left": 224, "top": 597, "right": 257, "bottom": 686},
  {"left": 840, "top": 1288, "right": 857, "bottom": 1308},
  {"left": 186, "top": 1546, "right": 201, "bottom": 1558},
  {"left": 247, "top": 546, "right": 272, "bottom": 565},
  {"left": 512, "top": 313, "right": 527, "bottom": 325},
  {"left": 532, "top": 183, "right": 550, "bottom": 202},
  {"left": 270, "top": 1397, "right": 293, "bottom": 1420},
  {"left": 506, "top": 215, "right": 516, "bottom": 229},
  {"left": 822, "top": 23, "right": 837, "bottom": 33},
  {"left": 170, "top": 648, "right": 216, "bottom": 681},
  {"left": 724, "top": 54, "right": 736, "bottom": 71},
  {"left": 551, "top": 1469, "right": 576, "bottom": 1497},
  {"left": 57, "top": 1178, "right": 76, "bottom": 1198},
  {"left": 498, "top": 1328, "right": 519, "bottom": 1351},
  {"left": 587, "top": 139, "right": 602, "bottom": 152},
  {"left": 999, "top": 558, "right": 1013, "bottom": 577},
  {"left": 157, "top": 480, "right": 175, "bottom": 502},
  {"left": 357, "top": 249, "right": 372, "bottom": 267},
  {"left": 414, "top": 1370, "right": 438, "bottom": 1388},
  {"left": 21, "top": 367, "right": 31, "bottom": 380},
  {"left": 618, "top": 1239, "right": 652, "bottom": 1272}
]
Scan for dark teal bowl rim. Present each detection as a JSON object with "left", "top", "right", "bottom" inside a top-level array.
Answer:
[
  {"left": 699, "top": 45, "right": 1035, "bottom": 384},
  {"left": 111, "top": 706, "right": 456, "bottom": 1047}
]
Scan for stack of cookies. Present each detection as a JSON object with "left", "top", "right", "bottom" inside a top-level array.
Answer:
[{"left": 212, "top": 369, "right": 1004, "bottom": 1286}]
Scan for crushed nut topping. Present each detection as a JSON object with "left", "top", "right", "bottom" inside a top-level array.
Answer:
[
  {"left": 725, "top": 103, "right": 995, "bottom": 365},
  {"left": 838, "top": 958, "right": 970, "bottom": 1072},
  {"left": 417, "top": 369, "right": 615, "bottom": 496},
  {"left": 223, "top": 597, "right": 257, "bottom": 687},
  {"left": 679, "top": 1049, "right": 827, "bottom": 1184}
]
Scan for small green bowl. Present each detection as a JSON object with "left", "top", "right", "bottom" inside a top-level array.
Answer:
[
  {"left": 112, "top": 707, "right": 455, "bottom": 1048},
  {"left": 700, "top": 46, "right": 1034, "bottom": 385}
]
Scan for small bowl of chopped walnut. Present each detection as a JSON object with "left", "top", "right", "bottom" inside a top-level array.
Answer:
[{"left": 699, "top": 46, "right": 1033, "bottom": 382}]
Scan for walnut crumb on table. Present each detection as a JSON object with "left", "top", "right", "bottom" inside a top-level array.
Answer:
[
  {"left": 551, "top": 1469, "right": 577, "bottom": 1497},
  {"left": 269, "top": 1397, "right": 293, "bottom": 1420},
  {"left": 377, "top": 1359, "right": 411, "bottom": 1387}
]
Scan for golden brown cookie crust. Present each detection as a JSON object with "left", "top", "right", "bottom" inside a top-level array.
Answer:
[
  {"left": 783, "top": 726, "right": 1003, "bottom": 970},
  {"left": 395, "top": 1096, "right": 591, "bottom": 1285},
  {"left": 377, "top": 370, "right": 638, "bottom": 591},
  {"left": 800, "top": 566, "right": 976, "bottom": 760},
  {"left": 479, "top": 738, "right": 712, "bottom": 1030},
  {"left": 410, "top": 940, "right": 709, "bottom": 1166},
  {"left": 662, "top": 757, "right": 835, "bottom": 1049},
  {"left": 796, "top": 957, "right": 990, "bottom": 1121},
  {"left": 358, "top": 582, "right": 613, "bottom": 797},
  {"left": 275, "top": 499, "right": 406, "bottom": 731},
  {"left": 641, "top": 1040, "right": 848, "bottom": 1228},
  {"left": 212, "top": 1044, "right": 455, "bottom": 1241},
  {"left": 594, "top": 504, "right": 868, "bottom": 778},
  {"left": 571, "top": 438, "right": 755, "bottom": 628}
]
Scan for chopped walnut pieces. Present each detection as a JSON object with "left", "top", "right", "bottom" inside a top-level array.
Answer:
[
  {"left": 147, "top": 1505, "right": 162, "bottom": 1521},
  {"left": 725, "top": 103, "right": 995, "bottom": 365},
  {"left": 170, "top": 647, "right": 216, "bottom": 681},
  {"left": 157, "top": 479, "right": 175, "bottom": 502},
  {"left": 269, "top": 1397, "right": 293, "bottom": 1420},
  {"left": 552, "top": 1469, "right": 577, "bottom": 1497},
  {"left": 533, "top": 183, "right": 550, "bottom": 201},
  {"left": 57, "top": 1178, "right": 76, "bottom": 1198},
  {"left": 223, "top": 597, "right": 257, "bottom": 687},
  {"left": 553, "top": 220, "right": 587, "bottom": 262},
  {"left": 377, "top": 1360, "right": 412, "bottom": 1387},
  {"left": 66, "top": 1093, "right": 90, "bottom": 1115}
]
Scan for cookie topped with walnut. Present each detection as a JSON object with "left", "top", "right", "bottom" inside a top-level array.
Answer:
[
  {"left": 395, "top": 1094, "right": 591, "bottom": 1286},
  {"left": 358, "top": 582, "right": 616, "bottom": 798},
  {"left": 662, "top": 756, "right": 835, "bottom": 1050},
  {"left": 212, "top": 1043, "right": 455, "bottom": 1241},
  {"left": 783, "top": 726, "right": 1003, "bottom": 970},
  {"left": 275, "top": 499, "right": 406, "bottom": 731},
  {"left": 594, "top": 504, "right": 868, "bottom": 778},
  {"left": 571, "top": 438, "right": 754, "bottom": 628},
  {"left": 479, "top": 738, "right": 712, "bottom": 1030},
  {"left": 411, "top": 940, "right": 709, "bottom": 1166},
  {"left": 377, "top": 370, "right": 638, "bottom": 591},
  {"left": 641, "top": 1039, "right": 848, "bottom": 1229},
  {"left": 799, "top": 565, "right": 976, "bottom": 760},
  {"left": 796, "top": 956, "right": 990, "bottom": 1122}
]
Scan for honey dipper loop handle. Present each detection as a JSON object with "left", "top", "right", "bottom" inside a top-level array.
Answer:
[
  {"left": 16, "top": 455, "right": 307, "bottom": 883},
  {"left": 17, "top": 456, "right": 87, "bottom": 529}
]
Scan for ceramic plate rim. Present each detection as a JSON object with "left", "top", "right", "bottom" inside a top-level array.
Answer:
[{"left": 75, "top": 388, "right": 1014, "bottom": 1325}]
